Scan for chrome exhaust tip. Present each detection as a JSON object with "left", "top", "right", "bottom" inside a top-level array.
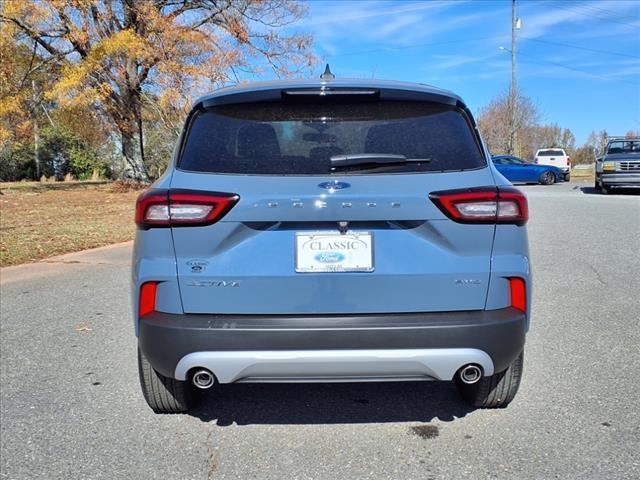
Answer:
[
  {"left": 458, "top": 364, "right": 483, "bottom": 385},
  {"left": 192, "top": 369, "right": 215, "bottom": 389}
]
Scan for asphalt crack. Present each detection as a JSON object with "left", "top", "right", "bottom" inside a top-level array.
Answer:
[
  {"left": 587, "top": 263, "right": 607, "bottom": 286},
  {"left": 206, "top": 431, "right": 219, "bottom": 480}
]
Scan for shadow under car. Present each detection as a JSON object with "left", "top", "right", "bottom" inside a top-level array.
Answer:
[{"left": 188, "top": 380, "right": 476, "bottom": 426}]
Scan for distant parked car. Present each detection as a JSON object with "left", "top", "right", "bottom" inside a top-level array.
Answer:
[
  {"left": 534, "top": 148, "right": 571, "bottom": 181},
  {"left": 595, "top": 137, "right": 640, "bottom": 194},
  {"left": 492, "top": 155, "right": 563, "bottom": 185}
]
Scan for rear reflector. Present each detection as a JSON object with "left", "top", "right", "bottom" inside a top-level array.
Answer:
[
  {"left": 135, "top": 189, "right": 239, "bottom": 229},
  {"left": 429, "top": 186, "right": 528, "bottom": 225},
  {"left": 509, "top": 277, "right": 526, "bottom": 313},
  {"left": 139, "top": 282, "right": 158, "bottom": 317}
]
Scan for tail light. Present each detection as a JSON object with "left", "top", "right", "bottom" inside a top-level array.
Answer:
[
  {"left": 139, "top": 281, "right": 158, "bottom": 317},
  {"left": 566, "top": 156, "right": 571, "bottom": 166},
  {"left": 135, "top": 189, "right": 239, "bottom": 229},
  {"left": 534, "top": 157, "right": 538, "bottom": 164},
  {"left": 429, "top": 186, "right": 528, "bottom": 226},
  {"left": 509, "top": 277, "right": 526, "bottom": 313}
]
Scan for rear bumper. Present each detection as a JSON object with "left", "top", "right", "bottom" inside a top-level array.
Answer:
[
  {"left": 600, "top": 173, "right": 640, "bottom": 186},
  {"left": 139, "top": 308, "right": 526, "bottom": 382}
]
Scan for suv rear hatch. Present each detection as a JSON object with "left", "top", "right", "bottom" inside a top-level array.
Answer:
[
  {"left": 536, "top": 149, "right": 567, "bottom": 168},
  {"left": 169, "top": 98, "right": 497, "bottom": 314}
]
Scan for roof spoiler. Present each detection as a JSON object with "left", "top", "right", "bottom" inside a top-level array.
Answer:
[{"left": 200, "top": 87, "right": 458, "bottom": 108}]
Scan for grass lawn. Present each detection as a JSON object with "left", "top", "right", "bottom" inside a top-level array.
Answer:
[
  {"left": 0, "top": 183, "right": 140, "bottom": 267},
  {"left": 571, "top": 165, "right": 595, "bottom": 181}
]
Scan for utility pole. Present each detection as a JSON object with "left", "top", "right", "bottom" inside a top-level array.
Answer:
[{"left": 509, "top": 0, "right": 517, "bottom": 156}]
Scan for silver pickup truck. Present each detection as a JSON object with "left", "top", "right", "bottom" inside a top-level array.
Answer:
[{"left": 595, "top": 137, "right": 640, "bottom": 194}]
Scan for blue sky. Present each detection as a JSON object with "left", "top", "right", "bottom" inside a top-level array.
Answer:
[{"left": 295, "top": 0, "right": 640, "bottom": 144}]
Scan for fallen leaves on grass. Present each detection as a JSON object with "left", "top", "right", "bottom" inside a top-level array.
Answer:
[
  {"left": 109, "top": 180, "right": 148, "bottom": 193},
  {"left": 0, "top": 186, "right": 139, "bottom": 266}
]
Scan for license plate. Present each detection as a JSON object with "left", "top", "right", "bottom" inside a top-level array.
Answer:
[{"left": 295, "top": 232, "right": 374, "bottom": 273}]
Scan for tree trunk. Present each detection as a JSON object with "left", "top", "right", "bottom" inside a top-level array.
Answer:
[
  {"left": 120, "top": 121, "right": 149, "bottom": 182},
  {"left": 113, "top": 85, "right": 149, "bottom": 183},
  {"left": 32, "top": 80, "right": 40, "bottom": 179},
  {"left": 112, "top": 78, "right": 149, "bottom": 183}
]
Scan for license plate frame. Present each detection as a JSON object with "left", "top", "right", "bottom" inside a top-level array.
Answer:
[{"left": 295, "top": 231, "right": 374, "bottom": 273}]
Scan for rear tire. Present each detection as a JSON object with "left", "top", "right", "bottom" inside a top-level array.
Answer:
[
  {"left": 601, "top": 184, "right": 609, "bottom": 194},
  {"left": 564, "top": 173, "right": 571, "bottom": 182},
  {"left": 457, "top": 351, "right": 523, "bottom": 408},
  {"left": 594, "top": 179, "right": 601, "bottom": 191},
  {"left": 138, "top": 348, "right": 193, "bottom": 413},
  {"left": 539, "top": 171, "right": 555, "bottom": 185}
]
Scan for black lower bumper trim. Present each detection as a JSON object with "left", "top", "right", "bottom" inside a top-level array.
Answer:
[{"left": 139, "top": 308, "right": 526, "bottom": 378}]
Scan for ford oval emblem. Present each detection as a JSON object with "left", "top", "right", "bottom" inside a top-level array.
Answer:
[
  {"left": 318, "top": 180, "right": 350, "bottom": 191},
  {"left": 315, "top": 252, "right": 345, "bottom": 264}
]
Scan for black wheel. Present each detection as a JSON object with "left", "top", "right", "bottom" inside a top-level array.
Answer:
[
  {"left": 539, "top": 171, "right": 555, "bottom": 185},
  {"left": 138, "top": 348, "right": 193, "bottom": 413},
  {"left": 594, "top": 178, "right": 601, "bottom": 191},
  {"left": 457, "top": 351, "right": 524, "bottom": 408},
  {"left": 601, "top": 184, "right": 609, "bottom": 194},
  {"left": 564, "top": 173, "right": 571, "bottom": 182}
]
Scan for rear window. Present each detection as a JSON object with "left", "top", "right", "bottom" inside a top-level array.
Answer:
[
  {"left": 537, "top": 149, "right": 565, "bottom": 156},
  {"left": 178, "top": 101, "right": 486, "bottom": 175}
]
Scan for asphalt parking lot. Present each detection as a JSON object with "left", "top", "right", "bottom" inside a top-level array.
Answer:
[{"left": 1, "top": 180, "right": 639, "bottom": 480}]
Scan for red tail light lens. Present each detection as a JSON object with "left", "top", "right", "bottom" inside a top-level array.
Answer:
[
  {"left": 509, "top": 277, "right": 526, "bottom": 313},
  {"left": 135, "top": 191, "right": 169, "bottom": 228},
  {"left": 566, "top": 156, "right": 571, "bottom": 166},
  {"left": 429, "top": 186, "right": 528, "bottom": 226},
  {"left": 498, "top": 187, "right": 529, "bottom": 224},
  {"left": 135, "top": 189, "right": 239, "bottom": 229},
  {"left": 139, "top": 281, "right": 158, "bottom": 317}
]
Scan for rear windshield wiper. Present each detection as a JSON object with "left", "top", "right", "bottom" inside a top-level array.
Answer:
[{"left": 330, "top": 153, "right": 431, "bottom": 169}]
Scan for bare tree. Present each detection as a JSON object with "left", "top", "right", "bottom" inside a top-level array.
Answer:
[
  {"left": 585, "top": 130, "right": 609, "bottom": 158},
  {"left": 477, "top": 90, "right": 540, "bottom": 157}
]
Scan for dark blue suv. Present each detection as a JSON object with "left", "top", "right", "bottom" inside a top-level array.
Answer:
[{"left": 133, "top": 77, "right": 530, "bottom": 413}]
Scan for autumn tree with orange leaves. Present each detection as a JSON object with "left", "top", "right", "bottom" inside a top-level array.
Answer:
[{"left": 1, "top": 0, "right": 314, "bottom": 182}]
